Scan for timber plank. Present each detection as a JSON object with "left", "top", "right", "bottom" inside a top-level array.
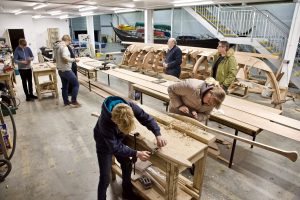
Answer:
[
  {"left": 224, "top": 96, "right": 300, "bottom": 130},
  {"left": 220, "top": 106, "right": 300, "bottom": 142}
]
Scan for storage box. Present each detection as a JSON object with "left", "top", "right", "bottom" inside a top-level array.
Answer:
[{"left": 0, "top": 124, "right": 12, "bottom": 151}]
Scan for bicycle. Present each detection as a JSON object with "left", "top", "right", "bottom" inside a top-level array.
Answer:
[{"left": 0, "top": 100, "right": 17, "bottom": 182}]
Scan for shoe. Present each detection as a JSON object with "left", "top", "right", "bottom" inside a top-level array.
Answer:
[
  {"left": 26, "top": 96, "right": 31, "bottom": 101},
  {"left": 70, "top": 101, "right": 81, "bottom": 108},
  {"left": 122, "top": 191, "right": 141, "bottom": 200},
  {"left": 30, "top": 94, "right": 38, "bottom": 99}
]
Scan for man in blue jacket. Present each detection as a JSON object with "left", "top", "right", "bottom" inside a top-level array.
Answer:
[
  {"left": 94, "top": 96, "right": 167, "bottom": 200},
  {"left": 163, "top": 38, "right": 182, "bottom": 78},
  {"left": 14, "top": 38, "right": 38, "bottom": 101}
]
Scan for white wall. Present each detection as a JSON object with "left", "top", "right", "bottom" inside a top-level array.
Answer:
[
  {"left": 0, "top": 14, "right": 70, "bottom": 61},
  {"left": 255, "top": 3, "right": 295, "bottom": 27},
  {"left": 173, "top": 8, "right": 213, "bottom": 38},
  {"left": 33, "top": 18, "right": 70, "bottom": 48}
]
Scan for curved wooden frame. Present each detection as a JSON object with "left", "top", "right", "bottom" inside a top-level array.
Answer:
[{"left": 120, "top": 43, "right": 282, "bottom": 108}]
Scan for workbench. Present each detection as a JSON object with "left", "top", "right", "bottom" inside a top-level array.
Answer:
[
  {"left": 95, "top": 51, "right": 122, "bottom": 62},
  {"left": 0, "top": 71, "right": 16, "bottom": 107},
  {"left": 32, "top": 62, "right": 58, "bottom": 100},
  {"left": 100, "top": 68, "right": 300, "bottom": 167},
  {"left": 93, "top": 104, "right": 214, "bottom": 200},
  {"left": 77, "top": 57, "right": 105, "bottom": 91}
]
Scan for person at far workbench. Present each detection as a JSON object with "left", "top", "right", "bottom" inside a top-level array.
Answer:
[
  {"left": 94, "top": 96, "right": 167, "bottom": 200},
  {"left": 168, "top": 78, "right": 226, "bottom": 122},
  {"left": 54, "top": 35, "right": 80, "bottom": 107},
  {"left": 14, "top": 38, "right": 38, "bottom": 101},
  {"left": 211, "top": 41, "right": 238, "bottom": 93},
  {"left": 163, "top": 38, "right": 182, "bottom": 78}
]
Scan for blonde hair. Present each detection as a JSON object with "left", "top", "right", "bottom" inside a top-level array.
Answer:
[
  {"left": 62, "top": 35, "right": 71, "bottom": 42},
  {"left": 205, "top": 77, "right": 225, "bottom": 109},
  {"left": 111, "top": 103, "right": 136, "bottom": 134}
]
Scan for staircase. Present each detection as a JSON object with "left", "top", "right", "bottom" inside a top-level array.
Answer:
[{"left": 186, "top": 5, "right": 289, "bottom": 58}]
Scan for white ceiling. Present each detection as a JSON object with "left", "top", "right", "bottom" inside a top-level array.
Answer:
[{"left": 0, "top": 0, "right": 291, "bottom": 19}]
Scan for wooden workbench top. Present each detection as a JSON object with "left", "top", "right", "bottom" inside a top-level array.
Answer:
[{"left": 101, "top": 68, "right": 300, "bottom": 142}]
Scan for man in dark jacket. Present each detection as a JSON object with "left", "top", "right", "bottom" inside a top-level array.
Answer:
[
  {"left": 163, "top": 38, "right": 182, "bottom": 78},
  {"left": 14, "top": 38, "right": 38, "bottom": 101},
  {"left": 67, "top": 44, "right": 78, "bottom": 95},
  {"left": 94, "top": 96, "right": 167, "bottom": 200}
]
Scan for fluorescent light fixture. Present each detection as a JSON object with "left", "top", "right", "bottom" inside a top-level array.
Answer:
[
  {"left": 79, "top": 6, "right": 97, "bottom": 12},
  {"left": 80, "top": 11, "right": 94, "bottom": 16},
  {"left": 49, "top": 10, "right": 62, "bottom": 15},
  {"left": 85, "top": 1, "right": 97, "bottom": 5},
  {"left": 174, "top": 1, "right": 214, "bottom": 7},
  {"left": 33, "top": 3, "right": 48, "bottom": 10},
  {"left": 59, "top": 15, "right": 69, "bottom": 19},
  {"left": 32, "top": 15, "right": 42, "bottom": 19},
  {"left": 114, "top": 9, "right": 138, "bottom": 13},
  {"left": 15, "top": 10, "right": 26, "bottom": 15},
  {"left": 11, "top": 9, "right": 21, "bottom": 13},
  {"left": 173, "top": 0, "right": 205, "bottom": 3},
  {"left": 75, "top": 5, "right": 85, "bottom": 9}
]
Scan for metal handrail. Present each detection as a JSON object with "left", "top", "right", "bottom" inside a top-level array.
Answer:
[{"left": 194, "top": 5, "right": 289, "bottom": 56}]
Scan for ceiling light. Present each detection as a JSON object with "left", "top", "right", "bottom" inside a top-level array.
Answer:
[
  {"left": 59, "top": 15, "right": 69, "bottom": 19},
  {"left": 80, "top": 11, "right": 94, "bottom": 16},
  {"left": 173, "top": 0, "right": 205, "bottom": 3},
  {"left": 114, "top": 9, "right": 138, "bottom": 13},
  {"left": 75, "top": 5, "right": 85, "bottom": 9},
  {"left": 15, "top": 10, "right": 26, "bottom": 15},
  {"left": 11, "top": 9, "right": 21, "bottom": 13},
  {"left": 32, "top": 15, "right": 42, "bottom": 19},
  {"left": 33, "top": 3, "right": 48, "bottom": 10},
  {"left": 85, "top": 1, "right": 97, "bottom": 5},
  {"left": 79, "top": 6, "right": 98, "bottom": 12},
  {"left": 49, "top": 10, "right": 62, "bottom": 15},
  {"left": 174, "top": 1, "right": 214, "bottom": 7}
]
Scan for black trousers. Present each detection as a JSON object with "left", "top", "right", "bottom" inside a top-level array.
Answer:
[
  {"left": 19, "top": 69, "right": 33, "bottom": 96},
  {"left": 97, "top": 150, "right": 133, "bottom": 200}
]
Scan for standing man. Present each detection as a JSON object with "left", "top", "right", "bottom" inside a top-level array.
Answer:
[
  {"left": 14, "top": 38, "right": 38, "bottom": 101},
  {"left": 211, "top": 41, "right": 238, "bottom": 93},
  {"left": 94, "top": 96, "right": 167, "bottom": 200},
  {"left": 55, "top": 35, "right": 80, "bottom": 107},
  {"left": 163, "top": 38, "right": 182, "bottom": 78}
]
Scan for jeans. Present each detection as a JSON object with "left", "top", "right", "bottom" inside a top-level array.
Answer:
[
  {"left": 58, "top": 70, "right": 79, "bottom": 105},
  {"left": 68, "top": 63, "right": 78, "bottom": 94},
  {"left": 97, "top": 151, "right": 133, "bottom": 200},
  {"left": 19, "top": 68, "right": 33, "bottom": 97}
]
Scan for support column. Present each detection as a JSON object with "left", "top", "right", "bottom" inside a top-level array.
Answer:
[
  {"left": 86, "top": 16, "right": 95, "bottom": 57},
  {"left": 171, "top": 8, "right": 174, "bottom": 38},
  {"left": 144, "top": 9, "right": 154, "bottom": 44},
  {"left": 180, "top": 8, "right": 183, "bottom": 36},
  {"left": 279, "top": 3, "right": 300, "bottom": 87}
]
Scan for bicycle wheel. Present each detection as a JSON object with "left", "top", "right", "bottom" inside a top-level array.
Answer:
[
  {"left": 0, "top": 101, "right": 17, "bottom": 161},
  {"left": 0, "top": 159, "right": 12, "bottom": 182}
]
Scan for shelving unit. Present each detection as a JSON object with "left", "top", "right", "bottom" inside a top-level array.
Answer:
[{"left": 47, "top": 28, "right": 60, "bottom": 49}]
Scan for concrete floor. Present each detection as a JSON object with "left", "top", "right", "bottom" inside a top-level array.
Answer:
[{"left": 1, "top": 44, "right": 300, "bottom": 200}]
